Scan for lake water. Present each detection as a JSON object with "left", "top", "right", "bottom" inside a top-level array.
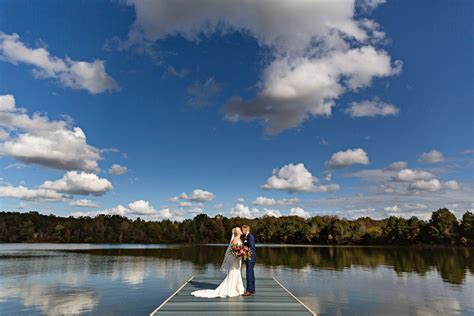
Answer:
[{"left": 0, "top": 244, "right": 472, "bottom": 315}]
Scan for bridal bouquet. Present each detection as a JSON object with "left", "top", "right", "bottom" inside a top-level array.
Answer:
[{"left": 229, "top": 244, "right": 252, "bottom": 261}]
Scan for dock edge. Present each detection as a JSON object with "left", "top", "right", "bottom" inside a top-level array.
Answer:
[
  {"left": 150, "top": 276, "right": 194, "bottom": 316},
  {"left": 272, "top": 276, "right": 316, "bottom": 316}
]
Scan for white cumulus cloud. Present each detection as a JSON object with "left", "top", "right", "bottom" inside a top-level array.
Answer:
[
  {"left": 262, "top": 208, "right": 281, "bottom": 218},
  {"left": 40, "top": 171, "right": 113, "bottom": 196},
  {"left": 72, "top": 200, "right": 184, "bottom": 221},
  {"left": 385, "top": 161, "right": 408, "bottom": 170},
  {"left": 230, "top": 203, "right": 260, "bottom": 219},
  {"left": 224, "top": 47, "right": 401, "bottom": 134},
  {"left": 128, "top": 200, "right": 158, "bottom": 215},
  {"left": 108, "top": 164, "right": 128, "bottom": 175},
  {"left": 70, "top": 199, "right": 99, "bottom": 208},
  {"left": 0, "top": 94, "right": 15, "bottom": 111},
  {"left": 392, "top": 169, "right": 435, "bottom": 182},
  {"left": 0, "top": 94, "right": 102, "bottom": 172},
  {"left": 123, "top": 0, "right": 401, "bottom": 134},
  {"left": 418, "top": 149, "right": 445, "bottom": 164},
  {"left": 357, "top": 0, "right": 386, "bottom": 13},
  {"left": 0, "top": 185, "right": 65, "bottom": 202},
  {"left": 262, "top": 163, "right": 339, "bottom": 193},
  {"left": 0, "top": 32, "right": 118, "bottom": 94},
  {"left": 408, "top": 179, "right": 442, "bottom": 192},
  {"left": 169, "top": 189, "right": 215, "bottom": 202},
  {"left": 326, "top": 148, "right": 369, "bottom": 169},
  {"left": 252, "top": 196, "right": 300, "bottom": 206},
  {"left": 352, "top": 162, "right": 464, "bottom": 197},
  {"left": 345, "top": 99, "right": 399, "bottom": 117},
  {"left": 384, "top": 205, "right": 402, "bottom": 213},
  {"left": 72, "top": 205, "right": 127, "bottom": 218},
  {"left": 289, "top": 207, "right": 311, "bottom": 219},
  {"left": 444, "top": 180, "right": 460, "bottom": 190},
  {"left": 152, "top": 207, "right": 184, "bottom": 221},
  {"left": 189, "top": 207, "right": 203, "bottom": 217}
]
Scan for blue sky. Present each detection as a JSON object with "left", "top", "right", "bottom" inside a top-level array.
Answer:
[{"left": 0, "top": 0, "right": 472, "bottom": 221}]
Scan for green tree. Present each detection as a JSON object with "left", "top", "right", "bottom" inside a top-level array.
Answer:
[
  {"left": 404, "top": 216, "right": 422, "bottom": 244},
  {"left": 384, "top": 216, "right": 407, "bottom": 244},
  {"left": 427, "top": 208, "right": 459, "bottom": 245},
  {"left": 460, "top": 211, "right": 474, "bottom": 245}
]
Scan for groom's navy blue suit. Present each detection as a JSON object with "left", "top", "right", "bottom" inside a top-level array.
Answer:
[{"left": 243, "top": 233, "right": 256, "bottom": 293}]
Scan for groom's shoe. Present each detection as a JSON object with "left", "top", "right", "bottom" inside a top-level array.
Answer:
[{"left": 242, "top": 291, "right": 252, "bottom": 296}]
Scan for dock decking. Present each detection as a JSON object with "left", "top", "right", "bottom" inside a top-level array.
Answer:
[{"left": 150, "top": 276, "right": 314, "bottom": 315}]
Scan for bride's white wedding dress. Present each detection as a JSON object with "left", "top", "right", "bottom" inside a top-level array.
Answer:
[{"left": 191, "top": 240, "right": 245, "bottom": 298}]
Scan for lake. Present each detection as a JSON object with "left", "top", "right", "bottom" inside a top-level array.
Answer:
[{"left": 0, "top": 244, "right": 472, "bottom": 315}]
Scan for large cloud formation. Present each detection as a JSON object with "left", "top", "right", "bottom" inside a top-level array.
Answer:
[
  {"left": 124, "top": 0, "right": 401, "bottom": 133},
  {"left": 0, "top": 94, "right": 102, "bottom": 172},
  {"left": 0, "top": 32, "right": 118, "bottom": 94}
]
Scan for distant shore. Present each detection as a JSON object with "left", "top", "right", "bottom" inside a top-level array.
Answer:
[{"left": 1, "top": 209, "right": 473, "bottom": 246}]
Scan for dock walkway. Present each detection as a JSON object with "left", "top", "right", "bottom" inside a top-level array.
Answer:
[{"left": 150, "top": 276, "right": 314, "bottom": 315}]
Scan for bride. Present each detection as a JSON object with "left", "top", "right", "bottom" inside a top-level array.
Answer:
[{"left": 191, "top": 227, "right": 245, "bottom": 298}]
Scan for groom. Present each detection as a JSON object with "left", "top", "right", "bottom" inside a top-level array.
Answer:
[{"left": 241, "top": 224, "right": 256, "bottom": 296}]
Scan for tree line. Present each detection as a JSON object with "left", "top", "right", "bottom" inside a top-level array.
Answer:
[{"left": 0, "top": 208, "right": 472, "bottom": 245}]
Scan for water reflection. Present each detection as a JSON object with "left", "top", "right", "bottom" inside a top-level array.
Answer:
[
  {"left": 0, "top": 246, "right": 199, "bottom": 314},
  {"left": 0, "top": 245, "right": 472, "bottom": 315},
  {"left": 67, "top": 245, "right": 474, "bottom": 285},
  {"left": 0, "top": 283, "right": 99, "bottom": 314}
]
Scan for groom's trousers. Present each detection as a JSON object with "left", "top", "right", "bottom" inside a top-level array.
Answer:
[{"left": 245, "top": 261, "right": 255, "bottom": 293}]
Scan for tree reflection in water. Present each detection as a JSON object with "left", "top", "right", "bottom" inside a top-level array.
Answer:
[{"left": 67, "top": 245, "right": 473, "bottom": 285}]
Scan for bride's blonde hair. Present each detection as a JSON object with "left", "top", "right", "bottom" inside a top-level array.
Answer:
[{"left": 232, "top": 227, "right": 242, "bottom": 236}]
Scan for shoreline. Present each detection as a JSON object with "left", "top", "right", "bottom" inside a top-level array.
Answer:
[{"left": 0, "top": 242, "right": 471, "bottom": 249}]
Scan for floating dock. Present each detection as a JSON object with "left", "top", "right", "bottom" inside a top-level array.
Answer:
[{"left": 150, "top": 276, "right": 315, "bottom": 315}]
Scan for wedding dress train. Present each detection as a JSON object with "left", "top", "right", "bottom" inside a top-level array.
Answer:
[{"left": 191, "top": 240, "right": 245, "bottom": 298}]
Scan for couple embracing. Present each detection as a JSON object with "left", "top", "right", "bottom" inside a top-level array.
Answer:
[{"left": 191, "top": 225, "right": 256, "bottom": 298}]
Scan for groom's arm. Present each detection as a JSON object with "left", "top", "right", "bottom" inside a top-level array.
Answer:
[{"left": 248, "top": 234, "right": 256, "bottom": 252}]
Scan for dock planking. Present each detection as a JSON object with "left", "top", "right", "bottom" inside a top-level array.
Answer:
[{"left": 150, "top": 276, "right": 314, "bottom": 315}]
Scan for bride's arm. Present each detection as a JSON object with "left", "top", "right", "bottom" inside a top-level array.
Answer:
[{"left": 231, "top": 237, "right": 240, "bottom": 244}]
